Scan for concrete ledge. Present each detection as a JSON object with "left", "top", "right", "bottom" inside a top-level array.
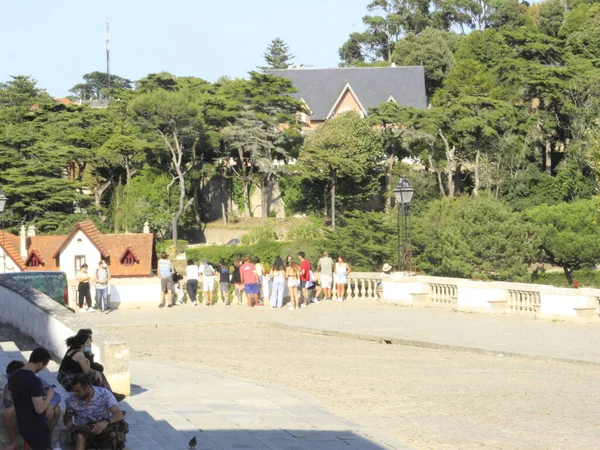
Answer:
[
  {"left": 410, "top": 292, "right": 430, "bottom": 307},
  {"left": 487, "top": 299, "right": 508, "bottom": 314},
  {"left": 0, "top": 277, "right": 130, "bottom": 395},
  {"left": 573, "top": 307, "right": 597, "bottom": 320}
]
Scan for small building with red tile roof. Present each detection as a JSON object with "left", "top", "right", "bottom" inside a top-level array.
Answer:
[{"left": 0, "top": 221, "right": 154, "bottom": 280}]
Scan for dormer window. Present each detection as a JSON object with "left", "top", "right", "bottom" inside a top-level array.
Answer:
[
  {"left": 120, "top": 248, "right": 139, "bottom": 267},
  {"left": 25, "top": 252, "right": 43, "bottom": 268}
]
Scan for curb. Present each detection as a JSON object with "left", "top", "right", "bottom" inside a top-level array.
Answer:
[{"left": 266, "top": 322, "right": 600, "bottom": 367}]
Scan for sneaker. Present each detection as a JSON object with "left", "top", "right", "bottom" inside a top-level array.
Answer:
[
  {"left": 337, "top": 298, "right": 344, "bottom": 302},
  {"left": 226, "top": 300, "right": 230, "bottom": 306},
  {"left": 167, "top": 304, "right": 173, "bottom": 308},
  {"left": 88, "top": 308, "right": 96, "bottom": 313},
  {"left": 104, "top": 310, "right": 110, "bottom": 315},
  {"left": 113, "top": 392, "right": 126, "bottom": 402},
  {"left": 158, "top": 303, "right": 165, "bottom": 308},
  {"left": 311, "top": 298, "right": 320, "bottom": 303},
  {"left": 176, "top": 300, "right": 183, "bottom": 305},
  {"left": 79, "top": 309, "right": 87, "bottom": 313},
  {"left": 193, "top": 301, "right": 197, "bottom": 306},
  {"left": 288, "top": 306, "right": 296, "bottom": 310},
  {"left": 301, "top": 304, "right": 307, "bottom": 308}
]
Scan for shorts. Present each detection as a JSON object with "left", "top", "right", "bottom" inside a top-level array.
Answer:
[
  {"left": 336, "top": 273, "right": 348, "bottom": 285},
  {"left": 203, "top": 276, "right": 215, "bottom": 292},
  {"left": 219, "top": 282, "right": 230, "bottom": 293},
  {"left": 287, "top": 279, "right": 299, "bottom": 289},
  {"left": 21, "top": 425, "right": 51, "bottom": 450},
  {"left": 300, "top": 280, "right": 309, "bottom": 288},
  {"left": 244, "top": 283, "right": 259, "bottom": 295},
  {"left": 320, "top": 274, "right": 333, "bottom": 289},
  {"left": 161, "top": 277, "right": 173, "bottom": 293}
]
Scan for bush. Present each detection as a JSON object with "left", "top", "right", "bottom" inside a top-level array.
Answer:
[
  {"left": 156, "top": 239, "right": 188, "bottom": 255},
  {"left": 414, "top": 195, "right": 539, "bottom": 281},
  {"left": 531, "top": 269, "right": 600, "bottom": 288},
  {"left": 286, "top": 216, "right": 325, "bottom": 241},
  {"left": 187, "top": 241, "right": 284, "bottom": 269},
  {"left": 326, "top": 211, "right": 396, "bottom": 272},
  {"left": 240, "top": 225, "right": 278, "bottom": 245}
]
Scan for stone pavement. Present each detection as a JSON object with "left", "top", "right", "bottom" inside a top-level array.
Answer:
[
  {"left": 85, "top": 300, "right": 600, "bottom": 364},
  {"left": 0, "top": 341, "right": 412, "bottom": 450}
]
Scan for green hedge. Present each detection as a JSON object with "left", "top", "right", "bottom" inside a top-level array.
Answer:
[
  {"left": 530, "top": 269, "right": 600, "bottom": 288},
  {"left": 186, "top": 239, "right": 327, "bottom": 270},
  {"left": 156, "top": 239, "right": 188, "bottom": 255}
]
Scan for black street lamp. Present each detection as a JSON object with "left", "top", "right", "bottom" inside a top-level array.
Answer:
[
  {"left": 393, "top": 175, "right": 415, "bottom": 273},
  {"left": 0, "top": 185, "right": 7, "bottom": 273}
]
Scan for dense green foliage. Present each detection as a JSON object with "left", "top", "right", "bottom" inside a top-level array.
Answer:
[
  {"left": 5, "top": 0, "right": 600, "bottom": 287},
  {"left": 414, "top": 196, "right": 539, "bottom": 281}
]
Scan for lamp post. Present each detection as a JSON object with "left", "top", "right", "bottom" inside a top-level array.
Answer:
[
  {"left": 0, "top": 185, "right": 7, "bottom": 273},
  {"left": 393, "top": 175, "right": 415, "bottom": 273}
]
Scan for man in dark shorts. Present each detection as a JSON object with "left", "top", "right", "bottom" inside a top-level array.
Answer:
[
  {"left": 7, "top": 347, "right": 55, "bottom": 450},
  {"left": 298, "top": 252, "right": 311, "bottom": 308}
]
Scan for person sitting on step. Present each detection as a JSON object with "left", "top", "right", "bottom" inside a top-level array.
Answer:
[
  {"left": 57, "top": 329, "right": 125, "bottom": 402},
  {"left": 64, "top": 373, "right": 128, "bottom": 450}
]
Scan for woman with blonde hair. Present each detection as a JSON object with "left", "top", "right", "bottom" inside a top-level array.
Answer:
[{"left": 285, "top": 255, "right": 300, "bottom": 310}]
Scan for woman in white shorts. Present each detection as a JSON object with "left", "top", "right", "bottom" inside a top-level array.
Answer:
[
  {"left": 285, "top": 255, "right": 300, "bottom": 310},
  {"left": 202, "top": 260, "right": 216, "bottom": 305},
  {"left": 335, "top": 256, "right": 351, "bottom": 301}
]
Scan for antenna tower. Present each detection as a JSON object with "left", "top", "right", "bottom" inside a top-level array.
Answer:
[{"left": 105, "top": 19, "right": 111, "bottom": 96}]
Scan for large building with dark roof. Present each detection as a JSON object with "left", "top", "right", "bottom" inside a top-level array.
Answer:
[{"left": 266, "top": 66, "right": 427, "bottom": 130}]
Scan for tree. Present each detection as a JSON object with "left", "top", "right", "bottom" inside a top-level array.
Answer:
[
  {"left": 414, "top": 195, "right": 539, "bottom": 280},
  {"left": 127, "top": 90, "right": 202, "bottom": 246},
  {"left": 69, "top": 71, "right": 133, "bottom": 100},
  {"left": 526, "top": 199, "right": 600, "bottom": 284},
  {"left": 297, "top": 112, "right": 384, "bottom": 229},
  {"left": 339, "top": 0, "right": 431, "bottom": 65},
  {"left": 392, "top": 28, "right": 456, "bottom": 97},
  {"left": 260, "top": 38, "right": 295, "bottom": 70}
]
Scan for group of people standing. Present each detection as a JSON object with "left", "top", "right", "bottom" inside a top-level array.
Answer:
[
  {"left": 75, "top": 259, "right": 111, "bottom": 313},
  {"left": 156, "top": 251, "right": 352, "bottom": 310}
]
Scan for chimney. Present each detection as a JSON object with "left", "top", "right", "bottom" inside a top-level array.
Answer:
[
  {"left": 143, "top": 221, "right": 150, "bottom": 234},
  {"left": 20, "top": 225, "right": 27, "bottom": 259},
  {"left": 27, "top": 224, "right": 36, "bottom": 237}
]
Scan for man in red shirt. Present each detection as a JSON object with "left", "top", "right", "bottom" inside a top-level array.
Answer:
[
  {"left": 298, "top": 252, "right": 311, "bottom": 308},
  {"left": 240, "top": 255, "right": 260, "bottom": 307}
]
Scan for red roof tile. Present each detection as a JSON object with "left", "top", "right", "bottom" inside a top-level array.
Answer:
[
  {"left": 52, "top": 221, "right": 109, "bottom": 259},
  {"left": 27, "top": 235, "right": 65, "bottom": 270},
  {"left": 101, "top": 234, "right": 154, "bottom": 277},
  {"left": 0, "top": 231, "right": 25, "bottom": 270}
]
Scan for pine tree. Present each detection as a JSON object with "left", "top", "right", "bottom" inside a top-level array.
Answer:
[{"left": 260, "top": 38, "right": 295, "bottom": 70}]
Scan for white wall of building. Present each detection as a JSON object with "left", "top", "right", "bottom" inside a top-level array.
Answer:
[
  {"left": 60, "top": 230, "right": 101, "bottom": 281},
  {"left": 0, "top": 248, "right": 22, "bottom": 274}
]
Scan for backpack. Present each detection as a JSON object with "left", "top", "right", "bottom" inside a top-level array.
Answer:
[{"left": 204, "top": 264, "right": 215, "bottom": 276}]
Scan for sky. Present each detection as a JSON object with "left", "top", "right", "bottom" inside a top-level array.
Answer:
[{"left": 0, "top": 0, "right": 369, "bottom": 97}]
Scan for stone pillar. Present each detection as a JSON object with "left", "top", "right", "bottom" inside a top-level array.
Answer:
[
  {"left": 27, "top": 224, "right": 36, "bottom": 237},
  {"left": 143, "top": 221, "right": 150, "bottom": 234}
]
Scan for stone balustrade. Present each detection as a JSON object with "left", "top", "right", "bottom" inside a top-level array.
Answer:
[{"left": 376, "top": 273, "right": 600, "bottom": 322}]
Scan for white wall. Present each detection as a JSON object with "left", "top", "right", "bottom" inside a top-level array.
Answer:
[
  {"left": 60, "top": 230, "right": 101, "bottom": 280},
  {"left": 0, "top": 248, "right": 22, "bottom": 273}
]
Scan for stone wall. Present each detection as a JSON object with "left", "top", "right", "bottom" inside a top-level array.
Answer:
[{"left": 0, "top": 276, "right": 130, "bottom": 394}]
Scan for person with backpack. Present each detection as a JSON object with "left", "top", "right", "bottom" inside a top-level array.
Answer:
[
  {"left": 202, "top": 260, "right": 216, "bottom": 306},
  {"left": 218, "top": 259, "right": 231, "bottom": 305},
  {"left": 94, "top": 260, "right": 111, "bottom": 313}
]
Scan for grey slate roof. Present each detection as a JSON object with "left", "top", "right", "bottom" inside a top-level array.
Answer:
[{"left": 266, "top": 66, "right": 427, "bottom": 121}]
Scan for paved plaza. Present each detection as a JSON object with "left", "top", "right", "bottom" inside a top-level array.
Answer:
[{"left": 2, "top": 300, "right": 599, "bottom": 449}]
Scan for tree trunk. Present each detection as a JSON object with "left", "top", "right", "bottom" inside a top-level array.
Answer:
[
  {"left": 125, "top": 158, "right": 131, "bottom": 186},
  {"left": 563, "top": 266, "right": 574, "bottom": 285},
  {"left": 261, "top": 175, "right": 270, "bottom": 219},
  {"left": 545, "top": 141, "right": 552, "bottom": 174},
  {"left": 384, "top": 154, "right": 395, "bottom": 214},
  {"left": 331, "top": 171, "right": 336, "bottom": 231},
  {"left": 438, "top": 129, "right": 455, "bottom": 199},
  {"left": 94, "top": 179, "right": 112, "bottom": 208},
  {"left": 242, "top": 180, "right": 251, "bottom": 220},
  {"left": 428, "top": 154, "right": 446, "bottom": 198},
  {"left": 473, "top": 150, "right": 481, "bottom": 197},
  {"left": 324, "top": 182, "right": 328, "bottom": 218}
]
